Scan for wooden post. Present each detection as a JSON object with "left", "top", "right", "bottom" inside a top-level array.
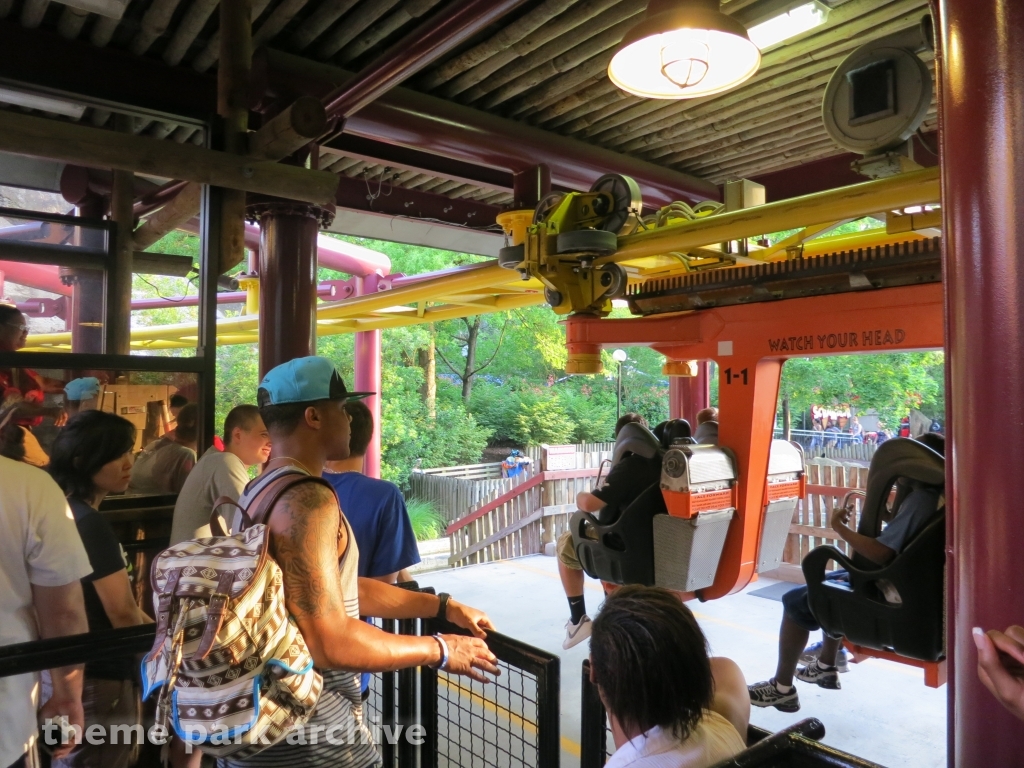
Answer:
[{"left": 108, "top": 114, "right": 135, "bottom": 356}]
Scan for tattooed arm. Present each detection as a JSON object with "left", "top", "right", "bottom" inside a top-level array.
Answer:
[{"left": 267, "top": 482, "right": 499, "bottom": 681}]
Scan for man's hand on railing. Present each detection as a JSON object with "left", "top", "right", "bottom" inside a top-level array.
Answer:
[
  {"left": 39, "top": 693, "right": 85, "bottom": 759},
  {"left": 445, "top": 598, "right": 495, "bottom": 638},
  {"left": 441, "top": 634, "right": 500, "bottom": 683}
]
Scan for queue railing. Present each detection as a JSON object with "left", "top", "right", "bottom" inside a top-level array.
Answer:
[{"left": 0, "top": 586, "right": 561, "bottom": 768}]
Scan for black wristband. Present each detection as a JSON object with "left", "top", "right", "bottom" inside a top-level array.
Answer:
[{"left": 436, "top": 592, "right": 451, "bottom": 622}]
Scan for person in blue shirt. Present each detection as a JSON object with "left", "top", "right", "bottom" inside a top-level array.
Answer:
[{"left": 323, "top": 399, "right": 422, "bottom": 697}]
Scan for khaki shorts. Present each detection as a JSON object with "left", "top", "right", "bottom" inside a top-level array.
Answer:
[
  {"left": 556, "top": 530, "right": 581, "bottom": 570},
  {"left": 20, "top": 427, "right": 49, "bottom": 467}
]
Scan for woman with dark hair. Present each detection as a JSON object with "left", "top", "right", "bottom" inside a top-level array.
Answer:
[
  {"left": 590, "top": 586, "right": 749, "bottom": 767},
  {"left": 48, "top": 410, "right": 152, "bottom": 768}
]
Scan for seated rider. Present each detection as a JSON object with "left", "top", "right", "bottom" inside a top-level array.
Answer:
[
  {"left": 557, "top": 413, "right": 661, "bottom": 649},
  {"left": 592, "top": 586, "right": 748, "bottom": 768},
  {"left": 749, "top": 434, "right": 944, "bottom": 712}
]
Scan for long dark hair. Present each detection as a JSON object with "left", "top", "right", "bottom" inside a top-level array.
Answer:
[
  {"left": 590, "top": 585, "right": 715, "bottom": 742},
  {"left": 49, "top": 410, "right": 136, "bottom": 500}
]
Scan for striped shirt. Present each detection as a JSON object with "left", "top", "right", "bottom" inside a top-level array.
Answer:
[{"left": 220, "top": 466, "right": 380, "bottom": 768}]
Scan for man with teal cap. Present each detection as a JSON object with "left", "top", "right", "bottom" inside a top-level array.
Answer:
[{"left": 218, "top": 356, "right": 499, "bottom": 768}]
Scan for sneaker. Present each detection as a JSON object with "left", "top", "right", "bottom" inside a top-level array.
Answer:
[
  {"left": 562, "top": 615, "right": 592, "bottom": 649},
  {"left": 796, "top": 662, "right": 842, "bottom": 690},
  {"left": 799, "top": 641, "right": 851, "bottom": 672},
  {"left": 748, "top": 678, "right": 800, "bottom": 712}
]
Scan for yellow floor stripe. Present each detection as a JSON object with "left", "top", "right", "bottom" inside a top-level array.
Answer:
[{"left": 438, "top": 676, "right": 582, "bottom": 757}]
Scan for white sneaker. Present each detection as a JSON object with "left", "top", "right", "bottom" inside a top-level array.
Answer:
[{"left": 563, "top": 615, "right": 593, "bottom": 649}]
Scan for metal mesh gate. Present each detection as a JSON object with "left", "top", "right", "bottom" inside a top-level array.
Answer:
[
  {"left": 363, "top": 587, "right": 560, "bottom": 768},
  {"left": 422, "top": 620, "right": 559, "bottom": 768}
]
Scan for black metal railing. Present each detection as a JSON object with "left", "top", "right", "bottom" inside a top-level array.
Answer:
[
  {"left": 423, "top": 618, "right": 560, "bottom": 768},
  {"left": 1, "top": 587, "right": 561, "bottom": 768},
  {"left": 578, "top": 660, "right": 886, "bottom": 768}
]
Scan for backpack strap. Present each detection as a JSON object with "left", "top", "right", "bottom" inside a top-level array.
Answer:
[
  {"left": 194, "top": 569, "right": 236, "bottom": 661},
  {"left": 238, "top": 472, "right": 336, "bottom": 531},
  {"left": 209, "top": 497, "right": 237, "bottom": 537},
  {"left": 152, "top": 569, "right": 182, "bottom": 652}
]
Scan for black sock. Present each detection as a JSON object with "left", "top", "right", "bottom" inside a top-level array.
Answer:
[{"left": 568, "top": 595, "right": 587, "bottom": 624}]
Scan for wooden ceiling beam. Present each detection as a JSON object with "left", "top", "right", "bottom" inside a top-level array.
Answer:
[{"left": 0, "top": 109, "right": 339, "bottom": 205}]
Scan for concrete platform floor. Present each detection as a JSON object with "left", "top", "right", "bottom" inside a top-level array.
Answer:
[{"left": 418, "top": 555, "right": 945, "bottom": 768}]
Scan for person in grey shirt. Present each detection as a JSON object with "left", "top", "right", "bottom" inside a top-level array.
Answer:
[{"left": 168, "top": 405, "right": 271, "bottom": 545}]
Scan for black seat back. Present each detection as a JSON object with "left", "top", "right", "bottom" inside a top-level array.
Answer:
[
  {"left": 852, "top": 438, "right": 944, "bottom": 568},
  {"left": 803, "top": 438, "right": 946, "bottom": 661},
  {"left": 571, "top": 483, "right": 667, "bottom": 586},
  {"left": 653, "top": 418, "right": 692, "bottom": 449}
]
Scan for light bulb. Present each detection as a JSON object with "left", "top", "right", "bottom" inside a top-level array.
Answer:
[{"left": 660, "top": 38, "right": 711, "bottom": 88}]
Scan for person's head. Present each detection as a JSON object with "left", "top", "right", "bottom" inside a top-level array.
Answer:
[
  {"left": 169, "top": 393, "right": 188, "bottom": 418},
  {"left": 915, "top": 432, "right": 945, "bottom": 457},
  {"left": 0, "top": 305, "right": 28, "bottom": 352},
  {"left": 590, "top": 585, "right": 714, "bottom": 742},
  {"left": 614, "top": 412, "right": 647, "bottom": 437},
  {"left": 696, "top": 407, "right": 718, "bottom": 426},
  {"left": 173, "top": 403, "right": 199, "bottom": 447},
  {"left": 223, "top": 405, "right": 271, "bottom": 466},
  {"left": 49, "top": 410, "right": 136, "bottom": 503},
  {"left": 345, "top": 400, "right": 374, "bottom": 458},
  {"left": 257, "top": 356, "right": 373, "bottom": 462}
]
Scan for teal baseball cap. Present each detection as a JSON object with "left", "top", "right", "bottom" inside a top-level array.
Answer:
[
  {"left": 257, "top": 356, "right": 373, "bottom": 407},
  {"left": 64, "top": 377, "right": 101, "bottom": 401}
]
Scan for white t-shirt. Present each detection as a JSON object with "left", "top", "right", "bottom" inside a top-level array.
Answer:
[
  {"left": 0, "top": 457, "right": 92, "bottom": 767},
  {"left": 605, "top": 711, "right": 746, "bottom": 768},
  {"left": 169, "top": 447, "right": 250, "bottom": 545}
]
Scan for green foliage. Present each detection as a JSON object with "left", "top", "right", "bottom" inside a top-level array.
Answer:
[
  {"left": 405, "top": 498, "right": 445, "bottom": 542},
  {"left": 513, "top": 394, "right": 575, "bottom": 445},
  {"left": 780, "top": 352, "right": 944, "bottom": 427},
  {"left": 376, "top": 366, "right": 490, "bottom": 487}
]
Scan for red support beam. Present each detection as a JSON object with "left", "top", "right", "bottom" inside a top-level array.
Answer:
[
  {"left": 669, "top": 363, "right": 710, "bottom": 425},
  {"left": 334, "top": 174, "right": 499, "bottom": 228},
  {"left": 324, "top": 134, "right": 513, "bottom": 192},
  {"left": 322, "top": 0, "right": 531, "bottom": 122},
  {"left": 254, "top": 49, "right": 721, "bottom": 206},
  {"left": 751, "top": 132, "right": 939, "bottom": 202},
  {"left": 938, "top": 0, "right": 1024, "bottom": 764}
]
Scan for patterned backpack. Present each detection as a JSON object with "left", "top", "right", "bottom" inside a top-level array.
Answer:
[{"left": 142, "top": 472, "right": 333, "bottom": 758}]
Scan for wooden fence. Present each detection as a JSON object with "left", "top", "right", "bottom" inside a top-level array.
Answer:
[
  {"left": 409, "top": 444, "right": 613, "bottom": 526},
  {"left": 408, "top": 470, "right": 527, "bottom": 526},
  {"left": 442, "top": 452, "right": 875, "bottom": 575},
  {"left": 767, "top": 458, "right": 869, "bottom": 583},
  {"left": 413, "top": 462, "right": 504, "bottom": 480},
  {"left": 805, "top": 443, "right": 877, "bottom": 462},
  {"left": 444, "top": 445, "right": 612, "bottom": 567}
]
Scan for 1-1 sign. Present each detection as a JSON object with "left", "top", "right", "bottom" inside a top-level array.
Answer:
[{"left": 724, "top": 367, "right": 748, "bottom": 385}]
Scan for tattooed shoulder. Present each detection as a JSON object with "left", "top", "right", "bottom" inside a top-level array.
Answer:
[{"left": 267, "top": 480, "right": 344, "bottom": 619}]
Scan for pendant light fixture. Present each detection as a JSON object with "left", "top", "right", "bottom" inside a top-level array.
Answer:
[{"left": 608, "top": 0, "right": 761, "bottom": 99}]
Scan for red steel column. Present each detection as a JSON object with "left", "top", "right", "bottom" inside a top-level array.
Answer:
[
  {"left": 67, "top": 195, "right": 106, "bottom": 353},
  {"left": 354, "top": 274, "right": 382, "bottom": 479},
  {"left": 668, "top": 362, "right": 710, "bottom": 424},
  {"left": 939, "top": 1, "right": 1024, "bottom": 764},
  {"left": 253, "top": 203, "right": 323, "bottom": 377}
]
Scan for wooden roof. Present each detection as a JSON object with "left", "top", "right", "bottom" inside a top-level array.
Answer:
[{"left": 0, "top": 0, "right": 934, "bottom": 208}]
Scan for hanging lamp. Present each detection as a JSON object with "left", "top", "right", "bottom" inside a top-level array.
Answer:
[{"left": 608, "top": 0, "right": 761, "bottom": 99}]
